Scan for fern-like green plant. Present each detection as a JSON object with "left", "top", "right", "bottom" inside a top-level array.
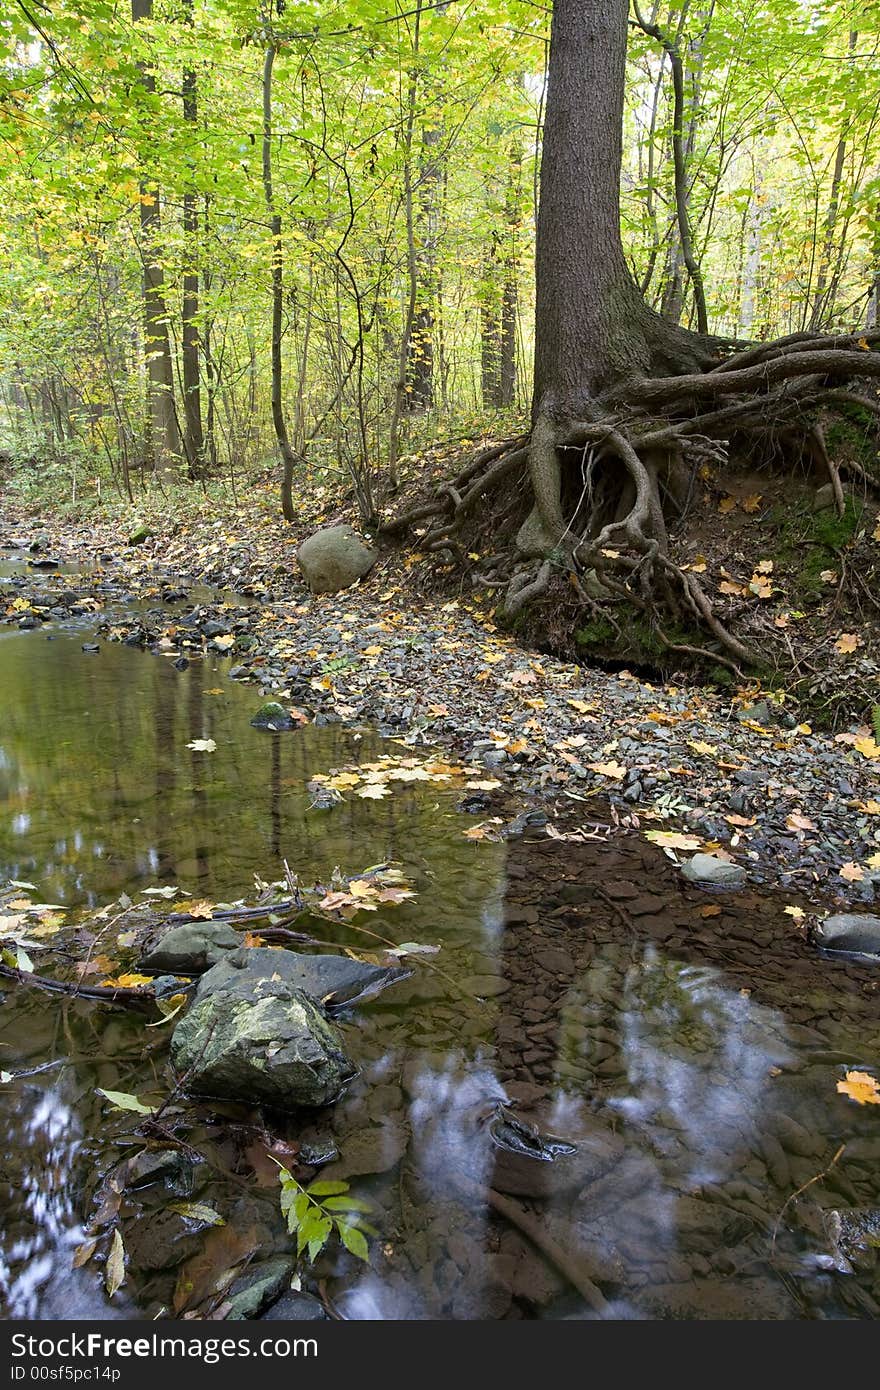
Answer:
[
  {"left": 872, "top": 705, "right": 880, "bottom": 745},
  {"left": 276, "top": 1166, "right": 375, "bottom": 1266}
]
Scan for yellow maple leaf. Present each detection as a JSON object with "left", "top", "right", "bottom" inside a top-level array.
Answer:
[
  {"left": 839, "top": 861, "right": 864, "bottom": 882},
  {"left": 587, "top": 760, "right": 627, "bottom": 780},
  {"left": 688, "top": 740, "right": 716, "bottom": 756},
  {"left": 837, "top": 1070, "right": 880, "bottom": 1105},
  {"left": 187, "top": 901, "right": 214, "bottom": 920},
  {"left": 643, "top": 830, "right": 702, "bottom": 851},
  {"left": 853, "top": 736, "right": 880, "bottom": 760},
  {"left": 718, "top": 496, "right": 737, "bottom": 514},
  {"left": 835, "top": 632, "right": 860, "bottom": 655},
  {"left": 741, "top": 494, "right": 762, "bottom": 513},
  {"left": 101, "top": 972, "right": 153, "bottom": 989}
]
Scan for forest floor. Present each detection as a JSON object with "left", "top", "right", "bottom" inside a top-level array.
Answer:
[{"left": 2, "top": 444, "right": 880, "bottom": 912}]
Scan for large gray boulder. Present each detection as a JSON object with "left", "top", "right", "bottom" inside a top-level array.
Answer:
[
  {"left": 815, "top": 913, "right": 880, "bottom": 957},
  {"left": 171, "top": 954, "right": 354, "bottom": 1109},
  {"left": 296, "top": 525, "right": 377, "bottom": 594},
  {"left": 170, "top": 947, "right": 410, "bottom": 1109}
]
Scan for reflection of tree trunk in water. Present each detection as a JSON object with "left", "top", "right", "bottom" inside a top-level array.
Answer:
[
  {"left": 494, "top": 837, "right": 581, "bottom": 1112},
  {"left": 269, "top": 735, "right": 282, "bottom": 860},
  {"left": 152, "top": 659, "right": 178, "bottom": 879},
  {"left": 186, "top": 663, "right": 210, "bottom": 890}
]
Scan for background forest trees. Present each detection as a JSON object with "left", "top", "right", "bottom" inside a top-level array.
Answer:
[{"left": 0, "top": 0, "right": 877, "bottom": 512}]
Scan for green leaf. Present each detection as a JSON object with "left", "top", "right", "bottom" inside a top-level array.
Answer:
[
  {"left": 307, "top": 1217, "right": 332, "bottom": 1264},
  {"left": 322, "top": 1196, "right": 372, "bottom": 1213},
  {"left": 296, "top": 1206, "right": 324, "bottom": 1255},
  {"left": 96, "top": 1088, "right": 154, "bottom": 1115},
  {"left": 337, "top": 1223, "right": 369, "bottom": 1262},
  {"left": 305, "top": 1179, "right": 350, "bottom": 1197},
  {"left": 286, "top": 1191, "right": 310, "bottom": 1235}
]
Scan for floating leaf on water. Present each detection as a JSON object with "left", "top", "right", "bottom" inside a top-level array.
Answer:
[
  {"left": 100, "top": 972, "right": 154, "bottom": 988},
  {"left": 146, "top": 993, "right": 188, "bottom": 1026},
  {"left": 837, "top": 1071, "right": 880, "bottom": 1106},
  {"left": 390, "top": 941, "right": 440, "bottom": 957},
  {"left": 72, "top": 1237, "right": 99, "bottom": 1268},
  {"left": 96, "top": 1088, "right": 155, "bottom": 1115},
  {"left": 168, "top": 1202, "right": 226, "bottom": 1227},
  {"left": 0, "top": 1070, "right": 12, "bottom": 1083},
  {"left": 186, "top": 738, "right": 217, "bottom": 752},
  {"left": 105, "top": 1229, "right": 126, "bottom": 1297}
]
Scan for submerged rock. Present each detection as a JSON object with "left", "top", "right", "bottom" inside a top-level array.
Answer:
[
  {"left": 141, "top": 921, "right": 241, "bottom": 973},
  {"left": 197, "top": 945, "right": 411, "bottom": 1010},
  {"left": 224, "top": 1256, "right": 295, "bottom": 1320},
  {"left": 823, "top": 1207, "right": 880, "bottom": 1274},
  {"left": 296, "top": 525, "right": 377, "bottom": 594},
  {"left": 261, "top": 1290, "right": 328, "bottom": 1321},
  {"left": 681, "top": 853, "right": 747, "bottom": 889},
  {"left": 814, "top": 913, "right": 880, "bottom": 957}
]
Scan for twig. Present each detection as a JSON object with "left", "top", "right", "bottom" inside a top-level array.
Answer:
[{"left": 770, "top": 1143, "right": 846, "bottom": 1258}]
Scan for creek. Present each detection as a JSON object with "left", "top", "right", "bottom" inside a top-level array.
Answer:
[{"left": 1, "top": 556, "right": 879, "bottom": 1320}]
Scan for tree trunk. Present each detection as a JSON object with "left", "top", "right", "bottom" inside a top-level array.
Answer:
[
  {"left": 261, "top": 41, "right": 296, "bottom": 522},
  {"left": 499, "top": 149, "right": 521, "bottom": 409},
  {"left": 132, "top": 0, "right": 181, "bottom": 470},
  {"left": 405, "top": 124, "right": 442, "bottom": 412},
  {"left": 181, "top": 3, "right": 204, "bottom": 477},
  {"left": 808, "top": 31, "right": 857, "bottom": 332},
  {"left": 532, "top": 0, "right": 704, "bottom": 424}
]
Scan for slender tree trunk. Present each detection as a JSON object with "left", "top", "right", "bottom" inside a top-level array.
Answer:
[
  {"left": 500, "top": 138, "right": 522, "bottom": 408},
  {"left": 809, "top": 32, "right": 857, "bottom": 331},
  {"left": 181, "top": 7, "right": 204, "bottom": 477},
  {"left": 480, "top": 236, "right": 502, "bottom": 408},
  {"left": 132, "top": 0, "right": 181, "bottom": 470},
  {"left": 405, "top": 123, "right": 442, "bottom": 412},
  {"left": 261, "top": 41, "right": 296, "bottom": 522},
  {"left": 637, "top": 3, "right": 710, "bottom": 334}
]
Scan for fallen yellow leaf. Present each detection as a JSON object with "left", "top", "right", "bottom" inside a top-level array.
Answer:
[{"left": 837, "top": 1070, "right": 880, "bottom": 1106}]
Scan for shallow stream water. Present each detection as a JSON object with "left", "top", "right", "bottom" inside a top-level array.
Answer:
[{"left": 1, "top": 561, "right": 879, "bottom": 1320}]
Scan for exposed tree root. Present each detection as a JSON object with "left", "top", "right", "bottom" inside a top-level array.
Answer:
[{"left": 381, "top": 328, "right": 880, "bottom": 667}]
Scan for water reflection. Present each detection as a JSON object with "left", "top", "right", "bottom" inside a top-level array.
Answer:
[
  {"left": 0, "top": 1083, "right": 130, "bottom": 1319},
  {"left": 1, "top": 624, "right": 879, "bottom": 1320}
]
